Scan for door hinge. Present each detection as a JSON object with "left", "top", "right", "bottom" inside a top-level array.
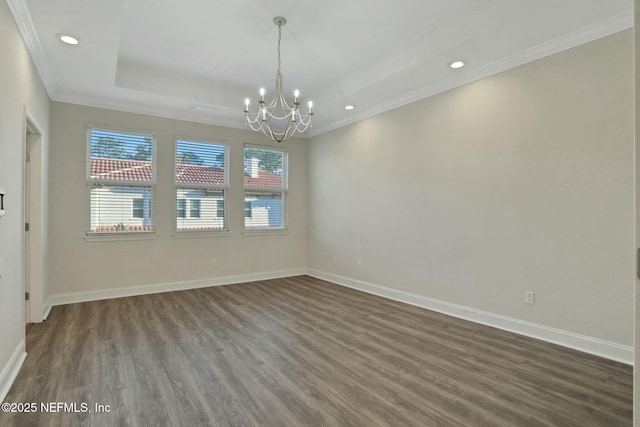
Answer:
[
  {"left": 25, "top": 292, "right": 30, "bottom": 301},
  {"left": 25, "top": 222, "right": 29, "bottom": 232}
]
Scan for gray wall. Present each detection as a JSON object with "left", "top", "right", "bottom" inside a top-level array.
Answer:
[
  {"left": 48, "top": 102, "right": 307, "bottom": 295},
  {"left": 308, "top": 30, "right": 634, "bottom": 347},
  {"left": 0, "top": 0, "right": 50, "bottom": 395}
]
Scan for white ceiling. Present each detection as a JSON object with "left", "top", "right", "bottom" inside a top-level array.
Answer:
[{"left": 7, "top": 0, "right": 633, "bottom": 138}]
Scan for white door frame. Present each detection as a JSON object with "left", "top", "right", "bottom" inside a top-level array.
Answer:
[{"left": 23, "top": 109, "right": 44, "bottom": 324}]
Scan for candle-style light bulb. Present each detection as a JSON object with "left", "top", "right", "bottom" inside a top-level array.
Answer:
[
  {"left": 259, "top": 88, "right": 265, "bottom": 101},
  {"left": 294, "top": 90, "right": 299, "bottom": 103},
  {"left": 244, "top": 98, "right": 250, "bottom": 112},
  {"left": 308, "top": 101, "right": 313, "bottom": 114}
]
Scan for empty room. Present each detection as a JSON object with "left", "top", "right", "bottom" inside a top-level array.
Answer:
[{"left": 0, "top": 0, "right": 639, "bottom": 426}]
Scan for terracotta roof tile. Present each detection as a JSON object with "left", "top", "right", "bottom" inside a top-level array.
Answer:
[
  {"left": 176, "top": 164, "right": 225, "bottom": 185},
  {"left": 91, "top": 158, "right": 152, "bottom": 181},
  {"left": 244, "top": 170, "right": 282, "bottom": 188},
  {"left": 90, "top": 158, "right": 283, "bottom": 188}
]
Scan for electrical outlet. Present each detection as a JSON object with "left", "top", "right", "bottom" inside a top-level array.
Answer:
[
  {"left": 525, "top": 290, "right": 534, "bottom": 304},
  {"left": 211, "top": 258, "right": 217, "bottom": 269}
]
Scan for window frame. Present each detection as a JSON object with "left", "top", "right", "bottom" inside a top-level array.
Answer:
[
  {"left": 243, "top": 144, "right": 288, "bottom": 233},
  {"left": 85, "top": 126, "right": 157, "bottom": 241},
  {"left": 174, "top": 137, "right": 230, "bottom": 236}
]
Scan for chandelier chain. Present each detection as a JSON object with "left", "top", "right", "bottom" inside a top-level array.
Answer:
[{"left": 277, "top": 22, "right": 282, "bottom": 75}]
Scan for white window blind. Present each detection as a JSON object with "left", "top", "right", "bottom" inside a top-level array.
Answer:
[
  {"left": 175, "top": 139, "right": 228, "bottom": 231},
  {"left": 87, "top": 128, "right": 155, "bottom": 233},
  {"left": 243, "top": 146, "right": 288, "bottom": 230}
]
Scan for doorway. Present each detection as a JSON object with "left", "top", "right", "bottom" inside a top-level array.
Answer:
[{"left": 23, "top": 111, "right": 43, "bottom": 332}]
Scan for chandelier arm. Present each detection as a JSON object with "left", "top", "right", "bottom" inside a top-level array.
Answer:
[
  {"left": 245, "top": 113, "right": 262, "bottom": 129},
  {"left": 245, "top": 113, "right": 257, "bottom": 128},
  {"left": 262, "top": 125, "right": 276, "bottom": 142},
  {"left": 283, "top": 122, "right": 297, "bottom": 141},
  {"left": 262, "top": 114, "right": 287, "bottom": 143},
  {"left": 260, "top": 116, "right": 276, "bottom": 141},
  {"left": 294, "top": 118, "right": 311, "bottom": 133}
]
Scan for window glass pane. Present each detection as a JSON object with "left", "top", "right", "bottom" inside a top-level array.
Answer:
[
  {"left": 244, "top": 147, "right": 284, "bottom": 189},
  {"left": 175, "top": 140, "right": 227, "bottom": 232},
  {"left": 90, "top": 130, "right": 152, "bottom": 182},
  {"left": 176, "top": 189, "right": 225, "bottom": 231},
  {"left": 244, "top": 146, "right": 287, "bottom": 230},
  {"left": 244, "top": 193, "right": 284, "bottom": 229},
  {"left": 88, "top": 128, "right": 155, "bottom": 234},
  {"left": 89, "top": 185, "right": 152, "bottom": 232},
  {"left": 176, "top": 140, "right": 225, "bottom": 186}
]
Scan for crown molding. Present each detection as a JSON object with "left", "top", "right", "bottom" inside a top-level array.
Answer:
[
  {"left": 6, "top": 0, "right": 56, "bottom": 97},
  {"left": 52, "top": 91, "right": 317, "bottom": 138},
  {"left": 53, "top": 92, "right": 248, "bottom": 131},
  {"left": 306, "top": 10, "right": 633, "bottom": 138}
]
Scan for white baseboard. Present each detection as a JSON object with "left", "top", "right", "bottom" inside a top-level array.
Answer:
[
  {"left": 42, "top": 297, "right": 52, "bottom": 320},
  {"left": 48, "top": 268, "right": 307, "bottom": 307},
  {"left": 0, "top": 340, "right": 27, "bottom": 403},
  {"left": 307, "top": 269, "right": 633, "bottom": 365}
]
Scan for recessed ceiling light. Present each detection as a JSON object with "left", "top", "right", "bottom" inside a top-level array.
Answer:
[
  {"left": 450, "top": 60, "right": 465, "bottom": 69},
  {"left": 345, "top": 105, "right": 355, "bottom": 110},
  {"left": 59, "top": 35, "right": 79, "bottom": 45}
]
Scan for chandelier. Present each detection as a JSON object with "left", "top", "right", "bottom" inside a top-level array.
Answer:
[{"left": 244, "top": 17, "right": 314, "bottom": 143}]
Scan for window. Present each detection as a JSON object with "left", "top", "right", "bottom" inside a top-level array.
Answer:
[
  {"left": 190, "top": 200, "right": 201, "bottom": 218},
  {"left": 175, "top": 139, "right": 228, "bottom": 232},
  {"left": 177, "top": 199, "right": 186, "bottom": 218},
  {"left": 216, "top": 200, "right": 224, "bottom": 218},
  {"left": 132, "top": 199, "right": 144, "bottom": 219},
  {"left": 244, "top": 146, "right": 287, "bottom": 230},
  {"left": 87, "top": 128, "right": 155, "bottom": 234}
]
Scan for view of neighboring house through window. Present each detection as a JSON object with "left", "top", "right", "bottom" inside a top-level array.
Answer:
[
  {"left": 87, "top": 128, "right": 155, "bottom": 233},
  {"left": 244, "top": 145, "right": 287, "bottom": 230},
  {"left": 175, "top": 139, "right": 228, "bottom": 231}
]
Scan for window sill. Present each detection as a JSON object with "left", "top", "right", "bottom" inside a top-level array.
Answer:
[
  {"left": 173, "top": 230, "right": 231, "bottom": 239},
  {"left": 242, "top": 229, "right": 289, "bottom": 237},
  {"left": 85, "top": 232, "right": 158, "bottom": 242}
]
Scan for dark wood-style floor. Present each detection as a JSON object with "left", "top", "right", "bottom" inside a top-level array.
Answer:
[{"left": 0, "top": 276, "right": 632, "bottom": 426}]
